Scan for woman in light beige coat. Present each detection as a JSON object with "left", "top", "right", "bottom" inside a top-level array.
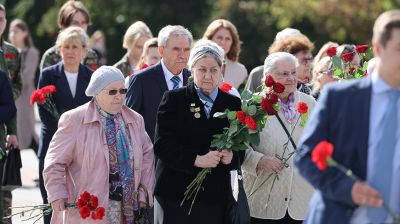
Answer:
[
  {"left": 242, "top": 52, "right": 315, "bottom": 223},
  {"left": 8, "top": 19, "right": 40, "bottom": 150}
]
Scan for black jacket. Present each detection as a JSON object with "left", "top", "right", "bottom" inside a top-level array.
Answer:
[{"left": 154, "top": 82, "right": 244, "bottom": 205}]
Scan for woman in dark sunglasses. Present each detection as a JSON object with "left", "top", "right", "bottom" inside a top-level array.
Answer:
[{"left": 43, "top": 66, "right": 155, "bottom": 223}]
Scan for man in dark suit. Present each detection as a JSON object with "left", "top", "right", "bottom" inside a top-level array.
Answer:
[
  {"left": 295, "top": 10, "right": 400, "bottom": 224},
  {"left": 125, "top": 25, "right": 192, "bottom": 142}
]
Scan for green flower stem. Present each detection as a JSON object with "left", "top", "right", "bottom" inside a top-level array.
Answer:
[
  {"left": 248, "top": 173, "right": 274, "bottom": 197},
  {"left": 263, "top": 174, "right": 278, "bottom": 209},
  {"left": 5, "top": 202, "right": 77, "bottom": 221},
  {"left": 327, "top": 157, "right": 400, "bottom": 223}
]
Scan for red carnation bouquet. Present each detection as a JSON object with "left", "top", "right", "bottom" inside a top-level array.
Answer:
[
  {"left": 6, "top": 191, "right": 105, "bottom": 222},
  {"left": 311, "top": 141, "right": 400, "bottom": 223},
  {"left": 248, "top": 100, "right": 310, "bottom": 209},
  {"left": 326, "top": 44, "right": 370, "bottom": 80},
  {"left": 30, "top": 85, "right": 60, "bottom": 120},
  {"left": 181, "top": 76, "right": 284, "bottom": 214}
]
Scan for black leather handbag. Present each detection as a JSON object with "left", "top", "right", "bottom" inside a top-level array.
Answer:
[
  {"left": 226, "top": 156, "right": 251, "bottom": 224},
  {"left": 2, "top": 147, "right": 22, "bottom": 191},
  {"left": 134, "top": 184, "right": 151, "bottom": 224}
]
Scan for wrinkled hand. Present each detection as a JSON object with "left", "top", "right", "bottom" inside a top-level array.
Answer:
[
  {"left": 194, "top": 151, "right": 221, "bottom": 168},
  {"left": 220, "top": 150, "right": 233, "bottom": 165},
  {"left": 351, "top": 181, "right": 383, "bottom": 207},
  {"left": 139, "top": 202, "right": 148, "bottom": 208},
  {"left": 51, "top": 198, "right": 67, "bottom": 212},
  {"left": 256, "top": 155, "right": 283, "bottom": 174},
  {"left": 6, "top": 135, "right": 18, "bottom": 149}
]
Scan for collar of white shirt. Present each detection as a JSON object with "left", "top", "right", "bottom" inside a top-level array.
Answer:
[{"left": 161, "top": 59, "right": 184, "bottom": 90}]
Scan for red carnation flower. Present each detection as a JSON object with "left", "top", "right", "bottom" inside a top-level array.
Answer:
[
  {"left": 88, "top": 195, "right": 99, "bottom": 210},
  {"left": 92, "top": 207, "right": 105, "bottom": 220},
  {"left": 41, "top": 85, "right": 56, "bottom": 94},
  {"left": 297, "top": 102, "right": 308, "bottom": 114},
  {"left": 4, "top": 52, "right": 15, "bottom": 60},
  {"left": 265, "top": 75, "right": 275, "bottom": 87},
  {"left": 266, "top": 93, "right": 278, "bottom": 104},
  {"left": 245, "top": 116, "right": 257, "bottom": 130},
  {"left": 355, "top": 45, "right": 368, "bottom": 54},
  {"left": 326, "top": 47, "right": 337, "bottom": 57},
  {"left": 79, "top": 205, "right": 91, "bottom": 219},
  {"left": 90, "top": 65, "right": 98, "bottom": 70},
  {"left": 30, "top": 89, "right": 46, "bottom": 105},
  {"left": 261, "top": 97, "right": 277, "bottom": 115},
  {"left": 219, "top": 82, "right": 232, "bottom": 93},
  {"left": 76, "top": 198, "right": 87, "bottom": 208},
  {"left": 273, "top": 82, "right": 285, "bottom": 93},
  {"left": 311, "top": 141, "right": 334, "bottom": 170},
  {"left": 236, "top": 111, "right": 246, "bottom": 124},
  {"left": 341, "top": 52, "right": 354, "bottom": 63},
  {"left": 80, "top": 191, "right": 91, "bottom": 203}
]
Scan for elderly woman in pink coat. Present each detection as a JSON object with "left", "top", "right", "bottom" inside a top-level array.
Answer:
[{"left": 43, "top": 66, "right": 155, "bottom": 223}]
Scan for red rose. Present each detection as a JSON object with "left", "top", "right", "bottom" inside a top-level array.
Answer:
[
  {"left": 355, "top": 45, "right": 368, "bottom": 54},
  {"left": 341, "top": 52, "right": 354, "bottom": 63},
  {"left": 297, "top": 102, "right": 308, "bottom": 114},
  {"left": 311, "top": 141, "right": 334, "bottom": 171},
  {"left": 41, "top": 85, "right": 56, "bottom": 94},
  {"left": 90, "top": 65, "right": 98, "bottom": 70},
  {"left": 236, "top": 111, "right": 246, "bottom": 124},
  {"left": 76, "top": 198, "right": 87, "bottom": 208},
  {"left": 4, "top": 52, "right": 15, "bottom": 60},
  {"left": 264, "top": 75, "right": 275, "bottom": 87},
  {"left": 219, "top": 82, "right": 232, "bottom": 93},
  {"left": 92, "top": 207, "right": 105, "bottom": 220},
  {"left": 244, "top": 116, "right": 257, "bottom": 130},
  {"left": 79, "top": 205, "right": 91, "bottom": 219},
  {"left": 30, "top": 89, "right": 46, "bottom": 105},
  {"left": 89, "top": 195, "right": 99, "bottom": 210},
  {"left": 266, "top": 93, "right": 278, "bottom": 104},
  {"left": 326, "top": 47, "right": 337, "bottom": 57},
  {"left": 261, "top": 97, "right": 277, "bottom": 115},
  {"left": 80, "top": 191, "right": 91, "bottom": 203},
  {"left": 273, "top": 82, "right": 285, "bottom": 93},
  {"left": 349, "top": 66, "right": 355, "bottom": 74}
]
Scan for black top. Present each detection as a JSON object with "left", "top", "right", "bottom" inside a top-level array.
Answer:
[{"left": 154, "top": 82, "right": 244, "bottom": 205}]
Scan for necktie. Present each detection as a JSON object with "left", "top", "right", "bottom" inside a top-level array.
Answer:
[
  {"left": 368, "top": 90, "right": 400, "bottom": 223},
  {"left": 171, "top": 76, "right": 181, "bottom": 90}
]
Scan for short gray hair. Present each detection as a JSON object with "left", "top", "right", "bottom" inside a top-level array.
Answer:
[
  {"left": 157, "top": 25, "right": 193, "bottom": 47},
  {"left": 188, "top": 39, "right": 224, "bottom": 70},
  {"left": 263, "top": 52, "right": 298, "bottom": 75}
]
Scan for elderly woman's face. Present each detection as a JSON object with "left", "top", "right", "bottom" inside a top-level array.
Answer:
[
  {"left": 95, "top": 80, "right": 127, "bottom": 115},
  {"left": 211, "top": 28, "right": 233, "bottom": 56},
  {"left": 295, "top": 51, "right": 313, "bottom": 83},
  {"left": 60, "top": 39, "right": 86, "bottom": 68},
  {"left": 270, "top": 59, "right": 297, "bottom": 97},
  {"left": 193, "top": 56, "right": 222, "bottom": 95}
]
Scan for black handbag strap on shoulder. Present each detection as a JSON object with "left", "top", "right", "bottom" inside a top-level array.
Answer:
[{"left": 275, "top": 114, "right": 297, "bottom": 149}]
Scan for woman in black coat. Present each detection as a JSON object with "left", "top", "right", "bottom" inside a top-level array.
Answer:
[{"left": 153, "top": 40, "right": 243, "bottom": 224}]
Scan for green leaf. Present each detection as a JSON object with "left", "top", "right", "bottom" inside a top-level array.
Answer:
[
  {"left": 333, "top": 69, "right": 344, "bottom": 79},
  {"left": 227, "top": 111, "right": 237, "bottom": 120},
  {"left": 241, "top": 104, "right": 248, "bottom": 114},
  {"left": 231, "top": 143, "right": 248, "bottom": 152},
  {"left": 249, "top": 133, "right": 260, "bottom": 146},
  {"left": 228, "top": 124, "right": 238, "bottom": 136},
  {"left": 241, "top": 90, "right": 252, "bottom": 100},
  {"left": 247, "top": 105, "right": 257, "bottom": 116},
  {"left": 252, "top": 95, "right": 263, "bottom": 104},
  {"left": 332, "top": 56, "right": 343, "bottom": 69}
]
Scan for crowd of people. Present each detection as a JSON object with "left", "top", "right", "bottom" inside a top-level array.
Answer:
[{"left": 0, "top": 0, "right": 399, "bottom": 224}]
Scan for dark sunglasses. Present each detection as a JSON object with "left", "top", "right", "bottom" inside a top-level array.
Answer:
[{"left": 104, "top": 88, "right": 128, "bottom": 95}]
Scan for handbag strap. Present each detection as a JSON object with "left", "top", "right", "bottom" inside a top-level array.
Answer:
[
  {"left": 236, "top": 155, "right": 244, "bottom": 184},
  {"left": 276, "top": 114, "right": 297, "bottom": 149}
]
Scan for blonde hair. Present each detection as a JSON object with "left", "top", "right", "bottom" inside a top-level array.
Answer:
[
  {"left": 137, "top": 37, "right": 158, "bottom": 69},
  {"left": 56, "top": 26, "right": 88, "bottom": 49},
  {"left": 311, "top": 56, "right": 332, "bottom": 92},
  {"left": 313, "top": 41, "right": 338, "bottom": 67},
  {"left": 203, "top": 19, "right": 241, "bottom": 62},
  {"left": 123, "top": 21, "right": 153, "bottom": 49}
]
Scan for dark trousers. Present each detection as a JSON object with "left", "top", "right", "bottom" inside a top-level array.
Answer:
[
  {"left": 251, "top": 211, "right": 303, "bottom": 224},
  {"left": 39, "top": 158, "right": 51, "bottom": 224}
]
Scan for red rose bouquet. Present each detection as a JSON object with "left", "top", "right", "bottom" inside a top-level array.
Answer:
[
  {"left": 312, "top": 141, "right": 400, "bottom": 223},
  {"left": 30, "top": 85, "right": 60, "bottom": 120},
  {"left": 181, "top": 76, "right": 284, "bottom": 214},
  {"left": 326, "top": 44, "right": 370, "bottom": 80},
  {"left": 6, "top": 191, "right": 105, "bottom": 222}
]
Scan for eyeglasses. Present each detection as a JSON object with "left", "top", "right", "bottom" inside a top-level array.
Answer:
[
  {"left": 274, "top": 71, "right": 297, "bottom": 79},
  {"left": 103, "top": 88, "right": 128, "bottom": 95},
  {"left": 299, "top": 57, "right": 313, "bottom": 65}
]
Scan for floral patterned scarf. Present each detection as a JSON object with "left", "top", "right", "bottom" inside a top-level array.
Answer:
[
  {"left": 98, "top": 107, "right": 137, "bottom": 223},
  {"left": 278, "top": 93, "right": 296, "bottom": 124}
]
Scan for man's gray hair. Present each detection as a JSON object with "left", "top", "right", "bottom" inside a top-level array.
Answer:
[
  {"left": 157, "top": 25, "right": 193, "bottom": 47},
  {"left": 263, "top": 52, "right": 299, "bottom": 75}
]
